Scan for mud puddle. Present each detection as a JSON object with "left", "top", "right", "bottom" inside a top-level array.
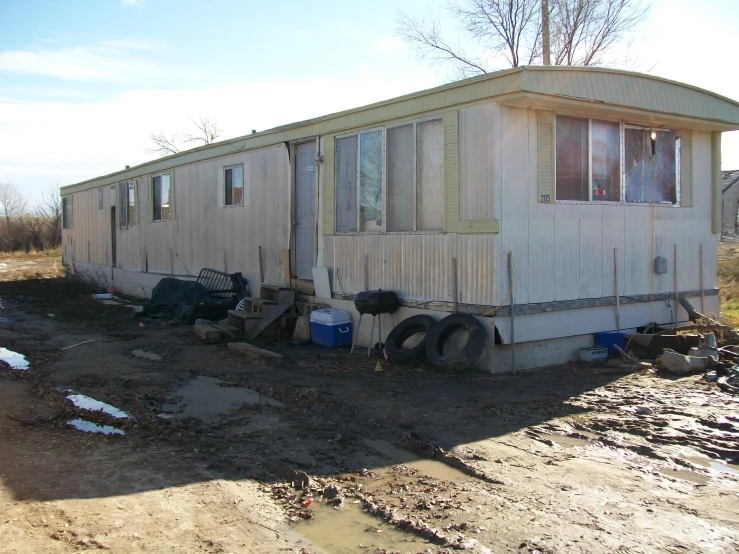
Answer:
[
  {"left": 67, "top": 393, "right": 130, "bottom": 419},
  {"left": 294, "top": 500, "right": 435, "bottom": 553},
  {"left": 67, "top": 419, "right": 125, "bottom": 435},
  {"left": 363, "top": 439, "right": 469, "bottom": 482},
  {"left": 685, "top": 457, "right": 739, "bottom": 476},
  {"left": 655, "top": 467, "right": 709, "bottom": 485},
  {"left": 0, "top": 347, "right": 29, "bottom": 370},
  {"left": 165, "top": 375, "right": 283, "bottom": 421}
]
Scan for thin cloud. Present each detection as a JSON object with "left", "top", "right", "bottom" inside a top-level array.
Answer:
[
  {"left": 0, "top": 46, "right": 159, "bottom": 83},
  {"left": 100, "top": 38, "right": 169, "bottom": 51}
]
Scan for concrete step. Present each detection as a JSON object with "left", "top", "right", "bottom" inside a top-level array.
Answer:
[{"left": 228, "top": 342, "right": 283, "bottom": 367}]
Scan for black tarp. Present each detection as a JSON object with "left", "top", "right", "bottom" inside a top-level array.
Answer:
[{"left": 139, "top": 275, "right": 245, "bottom": 324}]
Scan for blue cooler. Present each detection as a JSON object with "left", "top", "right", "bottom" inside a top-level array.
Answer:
[{"left": 310, "top": 309, "right": 352, "bottom": 347}]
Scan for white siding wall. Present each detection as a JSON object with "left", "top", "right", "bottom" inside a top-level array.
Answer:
[
  {"left": 63, "top": 144, "right": 290, "bottom": 292},
  {"left": 62, "top": 103, "right": 718, "bottom": 343},
  {"left": 321, "top": 103, "right": 718, "bottom": 339}
]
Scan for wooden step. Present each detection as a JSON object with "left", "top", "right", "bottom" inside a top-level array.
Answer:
[
  {"left": 260, "top": 284, "right": 295, "bottom": 304},
  {"left": 213, "top": 323, "right": 243, "bottom": 341},
  {"left": 227, "top": 309, "right": 262, "bottom": 329},
  {"left": 228, "top": 342, "right": 283, "bottom": 367}
]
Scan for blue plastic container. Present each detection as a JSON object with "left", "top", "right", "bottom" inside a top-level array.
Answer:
[
  {"left": 309, "top": 309, "right": 352, "bottom": 348},
  {"left": 594, "top": 332, "right": 626, "bottom": 355}
]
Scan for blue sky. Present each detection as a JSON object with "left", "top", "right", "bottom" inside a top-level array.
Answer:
[{"left": 1, "top": 0, "right": 738, "bottom": 204}]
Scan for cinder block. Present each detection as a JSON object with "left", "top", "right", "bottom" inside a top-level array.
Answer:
[
  {"left": 228, "top": 342, "right": 283, "bottom": 367},
  {"left": 194, "top": 323, "right": 221, "bottom": 343}
]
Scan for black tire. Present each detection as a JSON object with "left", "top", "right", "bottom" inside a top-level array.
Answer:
[
  {"left": 424, "top": 313, "right": 486, "bottom": 373},
  {"left": 384, "top": 315, "right": 438, "bottom": 363}
]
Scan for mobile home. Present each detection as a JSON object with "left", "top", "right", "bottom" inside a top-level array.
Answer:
[{"left": 60, "top": 66, "right": 739, "bottom": 371}]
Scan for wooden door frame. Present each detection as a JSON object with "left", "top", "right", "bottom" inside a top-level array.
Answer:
[{"left": 290, "top": 138, "right": 319, "bottom": 282}]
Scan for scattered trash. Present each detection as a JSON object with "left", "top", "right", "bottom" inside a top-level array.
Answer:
[
  {"left": 91, "top": 293, "right": 115, "bottom": 299},
  {"left": 67, "top": 418, "right": 125, "bottom": 435},
  {"left": 634, "top": 406, "right": 654, "bottom": 415},
  {"left": 0, "top": 347, "right": 29, "bottom": 370},
  {"left": 60, "top": 339, "right": 94, "bottom": 351},
  {"left": 373, "top": 360, "right": 385, "bottom": 372},
  {"left": 137, "top": 322, "right": 146, "bottom": 328},
  {"left": 131, "top": 349, "right": 162, "bottom": 362},
  {"left": 47, "top": 313, "right": 55, "bottom": 318},
  {"left": 66, "top": 393, "right": 130, "bottom": 419},
  {"left": 661, "top": 349, "right": 710, "bottom": 374},
  {"left": 579, "top": 347, "right": 608, "bottom": 362}
]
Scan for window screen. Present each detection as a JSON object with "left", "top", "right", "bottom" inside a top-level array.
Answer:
[
  {"left": 416, "top": 119, "right": 444, "bottom": 230},
  {"left": 336, "top": 135, "right": 358, "bottom": 232},
  {"left": 387, "top": 124, "right": 414, "bottom": 232},
  {"left": 359, "top": 131, "right": 383, "bottom": 232},
  {"left": 556, "top": 116, "right": 589, "bottom": 201}
]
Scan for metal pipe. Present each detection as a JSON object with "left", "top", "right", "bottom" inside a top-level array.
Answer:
[
  {"left": 700, "top": 243, "right": 705, "bottom": 314},
  {"left": 451, "top": 257, "right": 458, "bottom": 313},
  {"left": 674, "top": 243, "right": 679, "bottom": 329},
  {"left": 614, "top": 247, "right": 621, "bottom": 332},
  {"left": 350, "top": 313, "right": 363, "bottom": 355},
  {"left": 508, "top": 251, "right": 516, "bottom": 375},
  {"left": 367, "top": 315, "right": 376, "bottom": 357}
]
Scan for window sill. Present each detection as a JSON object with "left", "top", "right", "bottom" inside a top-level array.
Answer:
[{"left": 554, "top": 200, "right": 681, "bottom": 208}]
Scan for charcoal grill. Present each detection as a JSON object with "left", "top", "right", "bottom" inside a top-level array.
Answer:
[{"left": 351, "top": 290, "right": 400, "bottom": 356}]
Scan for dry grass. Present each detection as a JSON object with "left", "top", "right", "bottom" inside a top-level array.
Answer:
[
  {"left": 718, "top": 241, "right": 739, "bottom": 327},
  {"left": 0, "top": 248, "right": 65, "bottom": 282}
]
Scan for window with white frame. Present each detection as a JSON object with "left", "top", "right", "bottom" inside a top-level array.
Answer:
[
  {"left": 152, "top": 173, "right": 171, "bottom": 221},
  {"left": 118, "top": 181, "right": 137, "bottom": 227},
  {"left": 556, "top": 116, "right": 621, "bottom": 201},
  {"left": 335, "top": 116, "right": 444, "bottom": 233},
  {"left": 224, "top": 164, "right": 244, "bottom": 206},
  {"left": 555, "top": 115, "right": 680, "bottom": 204},
  {"left": 62, "top": 197, "right": 72, "bottom": 229}
]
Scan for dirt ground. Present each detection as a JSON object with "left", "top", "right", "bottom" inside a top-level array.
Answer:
[{"left": 1, "top": 272, "right": 738, "bottom": 553}]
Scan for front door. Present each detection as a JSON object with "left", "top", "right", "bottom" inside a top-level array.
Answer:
[{"left": 294, "top": 142, "right": 316, "bottom": 280}]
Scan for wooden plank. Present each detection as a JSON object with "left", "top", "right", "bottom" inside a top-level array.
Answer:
[
  {"left": 227, "top": 309, "right": 262, "bottom": 329},
  {"left": 213, "top": 323, "right": 243, "bottom": 341},
  {"left": 283, "top": 249, "right": 291, "bottom": 287},
  {"left": 228, "top": 342, "right": 283, "bottom": 367}
]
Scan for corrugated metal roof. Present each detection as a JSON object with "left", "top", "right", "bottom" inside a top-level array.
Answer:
[
  {"left": 723, "top": 169, "right": 739, "bottom": 192},
  {"left": 62, "top": 66, "right": 739, "bottom": 195}
]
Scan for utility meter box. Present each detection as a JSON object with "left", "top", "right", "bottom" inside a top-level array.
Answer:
[{"left": 654, "top": 256, "right": 668, "bottom": 274}]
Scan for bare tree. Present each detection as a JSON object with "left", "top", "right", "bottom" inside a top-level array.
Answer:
[
  {"left": 551, "top": 0, "right": 648, "bottom": 66},
  {"left": 147, "top": 117, "right": 223, "bottom": 157},
  {"left": 147, "top": 132, "right": 182, "bottom": 156},
  {"left": 182, "top": 117, "right": 222, "bottom": 147},
  {"left": 0, "top": 182, "right": 27, "bottom": 227},
  {"left": 34, "top": 186, "right": 62, "bottom": 249},
  {"left": 0, "top": 182, "right": 27, "bottom": 251},
  {"left": 397, "top": 0, "right": 649, "bottom": 75}
]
